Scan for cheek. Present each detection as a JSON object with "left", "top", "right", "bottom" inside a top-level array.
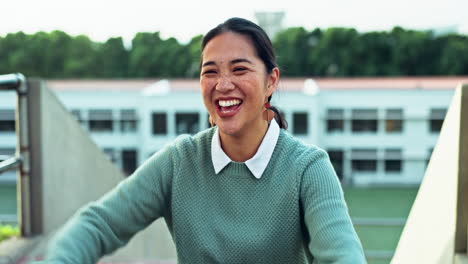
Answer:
[
  {"left": 200, "top": 80, "right": 211, "bottom": 96},
  {"left": 200, "top": 81, "right": 214, "bottom": 110}
]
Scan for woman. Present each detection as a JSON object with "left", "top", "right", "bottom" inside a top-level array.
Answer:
[{"left": 38, "top": 18, "right": 366, "bottom": 263}]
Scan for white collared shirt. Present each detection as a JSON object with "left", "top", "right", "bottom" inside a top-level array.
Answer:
[{"left": 211, "top": 119, "right": 280, "bottom": 179}]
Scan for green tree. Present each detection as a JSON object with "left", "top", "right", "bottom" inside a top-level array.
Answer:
[
  {"left": 1, "top": 32, "right": 31, "bottom": 75},
  {"left": 185, "top": 35, "right": 203, "bottom": 78},
  {"left": 389, "top": 27, "right": 435, "bottom": 75},
  {"left": 1, "top": 27, "right": 468, "bottom": 78},
  {"left": 308, "top": 27, "right": 360, "bottom": 76},
  {"left": 438, "top": 34, "right": 468, "bottom": 75},
  {"left": 64, "top": 35, "right": 99, "bottom": 77},
  {"left": 129, "top": 32, "right": 162, "bottom": 77},
  {"left": 98, "top": 37, "right": 129, "bottom": 78},
  {"left": 353, "top": 31, "right": 394, "bottom": 76},
  {"left": 41, "top": 30, "right": 73, "bottom": 78},
  {"left": 156, "top": 37, "right": 188, "bottom": 77},
  {"left": 274, "top": 27, "right": 313, "bottom": 76}
]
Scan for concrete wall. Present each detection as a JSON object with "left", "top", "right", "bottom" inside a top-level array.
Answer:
[
  {"left": 27, "top": 80, "right": 176, "bottom": 260},
  {"left": 391, "top": 85, "right": 468, "bottom": 263}
]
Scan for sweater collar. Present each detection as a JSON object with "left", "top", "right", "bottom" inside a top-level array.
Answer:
[{"left": 211, "top": 119, "right": 280, "bottom": 179}]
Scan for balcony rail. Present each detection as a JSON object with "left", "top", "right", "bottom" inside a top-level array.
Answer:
[
  {"left": 0, "top": 156, "right": 22, "bottom": 174},
  {"left": 0, "top": 73, "right": 24, "bottom": 90},
  {"left": 0, "top": 73, "right": 31, "bottom": 237}
]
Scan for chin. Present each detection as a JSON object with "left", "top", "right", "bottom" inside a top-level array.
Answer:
[{"left": 217, "top": 122, "right": 243, "bottom": 137}]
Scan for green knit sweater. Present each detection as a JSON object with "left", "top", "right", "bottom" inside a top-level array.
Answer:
[{"left": 40, "top": 128, "right": 366, "bottom": 263}]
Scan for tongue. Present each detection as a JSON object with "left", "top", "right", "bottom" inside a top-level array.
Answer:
[{"left": 221, "top": 104, "right": 240, "bottom": 111}]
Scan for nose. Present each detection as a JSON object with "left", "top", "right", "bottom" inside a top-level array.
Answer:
[{"left": 216, "top": 76, "right": 235, "bottom": 92}]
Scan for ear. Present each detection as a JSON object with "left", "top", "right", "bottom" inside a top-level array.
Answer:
[{"left": 266, "top": 67, "right": 280, "bottom": 97}]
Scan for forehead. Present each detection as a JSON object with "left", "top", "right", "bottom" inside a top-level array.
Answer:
[{"left": 202, "top": 32, "right": 259, "bottom": 63}]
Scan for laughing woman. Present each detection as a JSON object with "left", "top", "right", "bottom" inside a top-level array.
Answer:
[{"left": 38, "top": 18, "right": 366, "bottom": 264}]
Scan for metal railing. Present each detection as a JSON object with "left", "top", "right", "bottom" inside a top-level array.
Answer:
[
  {"left": 0, "top": 73, "right": 32, "bottom": 236},
  {"left": 0, "top": 156, "right": 22, "bottom": 174},
  {"left": 0, "top": 74, "right": 25, "bottom": 175},
  {"left": 0, "top": 73, "right": 24, "bottom": 89}
]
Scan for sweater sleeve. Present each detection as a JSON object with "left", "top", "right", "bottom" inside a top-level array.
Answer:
[
  {"left": 300, "top": 148, "right": 366, "bottom": 264},
  {"left": 39, "top": 143, "right": 178, "bottom": 264}
]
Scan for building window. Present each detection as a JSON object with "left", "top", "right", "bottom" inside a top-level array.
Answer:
[
  {"left": 385, "top": 149, "right": 402, "bottom": 173},
  {"left": 326, "top": 109, "right": 344, "bottom": 133},
  {"left": 430, "top": 108, "right": 447, "bottom": 133},
  {"left": 89, "top": 109, "right": 113, "bottom": 132},
  {"left": 0, "top": 109, "right": 15, "bottom": 132},
  {"left": 176, "top": 113, "right": 199, "bottom": 134},
  {"left": 122, "top": 149, "right": 137, "bottom": 176},
  {"left": 385, "top": 109, "right": 403, "bottom": 133},
  {"left": 293, "top": 112, "right": 308, "bottom": 135},
  {"left": 327, "top": 150, "right": 344, "bottom": 180},
  {"left": 152, "top": 113, "right": 167, "bottom": 135},
  {"left": 351, "top": 149, "right": 377, "bottom": 172},
  {"left": 120, "top": 109, "right": 137, "bottom": 133},
  {"left": 351, "top": 109, "right": 378, "bottom": 133}
]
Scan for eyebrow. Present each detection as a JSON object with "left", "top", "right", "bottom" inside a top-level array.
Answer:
[
  {"left": 201, "top": 58, "right": 253, "bottom": 67},
  {"left": 231, "top": 58, "right": 253, "bottom": 65}
]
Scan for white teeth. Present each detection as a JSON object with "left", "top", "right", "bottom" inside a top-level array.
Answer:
[{"left": 218, "top": 99, "right": 241, "bottom": 107}]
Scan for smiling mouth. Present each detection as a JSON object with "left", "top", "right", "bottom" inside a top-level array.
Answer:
[{"left": 216, "top": 99, "right": 243, "bottom": 113}]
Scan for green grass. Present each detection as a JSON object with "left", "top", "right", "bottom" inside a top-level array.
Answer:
[
  {"left": 343, "top": 187, "right": 419, "bottom": 218},
  {"left": 343, "top": 187, "right": 419, "bottom": 264},
  {"left": 0, "top": 224, "right": 19, "bottom": 242},
  {"left": 0, "top": 184, "right": 17, "bottom": 215},
  {"left": 355, "top": 225, "right": 404, "bottom": 250}
]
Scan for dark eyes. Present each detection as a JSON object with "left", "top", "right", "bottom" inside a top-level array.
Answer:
[
  {"left": 234, "top": 67, "right": 247, "bottom": 72},
  {"left": 202, "top": 70, "right": 217, "bottom": 75},
  {"left": 202, "top": 67, "right": 247, "bottom": 76}
]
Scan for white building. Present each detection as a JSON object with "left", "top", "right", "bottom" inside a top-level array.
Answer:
[{"left": 1, "top": 77, "right": 466, "bottom": 186}]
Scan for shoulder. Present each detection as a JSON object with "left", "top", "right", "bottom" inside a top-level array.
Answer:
[
  {"left": 165, "top": 127, "right": 215, "bottom": 162},
  {"left": 277, "top": 129, "right": 330, "bottom": 169},
  {"left": 275, "top": 130, "right": 338, "bottom": 197},
  {"left": 139, "top": 128, "right": 215, "bottom": 177}
]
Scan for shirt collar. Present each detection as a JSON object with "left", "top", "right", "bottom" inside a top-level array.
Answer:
[{"left": 211, "top": 119, "right": 280, "bottom": 179}]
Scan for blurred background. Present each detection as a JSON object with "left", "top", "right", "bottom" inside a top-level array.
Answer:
[{"left": 1, "top": 1, "right": 468, "bottom": 263}]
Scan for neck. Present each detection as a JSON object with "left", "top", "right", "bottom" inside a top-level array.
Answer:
[{"left": 219, "top": 120, "right": 269, "bottom": 162}]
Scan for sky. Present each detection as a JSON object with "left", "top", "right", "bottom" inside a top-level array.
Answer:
[{"left": 1, "top": 0, "right": 467, "bottom": 44}]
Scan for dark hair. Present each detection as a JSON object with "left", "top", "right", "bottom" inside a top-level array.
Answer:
[{"left": 201, "top": 17, "right": 288, "bottom": 130}]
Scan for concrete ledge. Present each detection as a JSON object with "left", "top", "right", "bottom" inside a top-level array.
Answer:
[{"left": 0, "top": 236, "right": 41, "bottom": 264}]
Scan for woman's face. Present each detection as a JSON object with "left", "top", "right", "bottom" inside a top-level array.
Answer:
[{"left": 200, "top": 32, "right": 278, "bottom": 137}]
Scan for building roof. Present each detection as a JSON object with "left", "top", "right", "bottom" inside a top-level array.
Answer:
[{"left": 47, "top": 77, "right": 468, "bottom": 92}]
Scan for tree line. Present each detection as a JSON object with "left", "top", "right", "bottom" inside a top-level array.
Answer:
[{"left": 0, "top": 27, "right": 467, "bottom": 78}]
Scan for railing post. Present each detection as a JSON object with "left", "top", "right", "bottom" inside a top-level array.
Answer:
[{"left": 17, "top": 75, "right": 33, "bottom": 237}]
